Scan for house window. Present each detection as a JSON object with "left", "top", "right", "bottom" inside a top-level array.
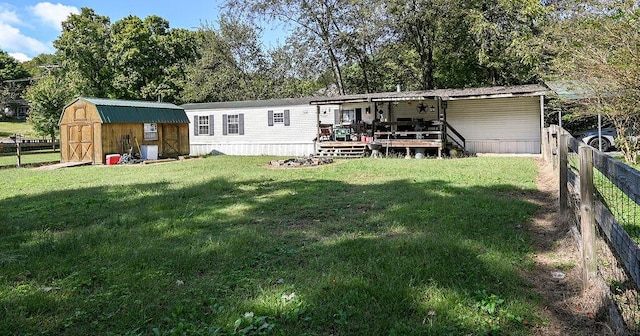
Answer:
[
  {"left": 198, "top": 116, "right": 210, "bottom": 135},
  {"left": 144, "top": 123, "right": 158, "bottom": 140},
  {"left": 341, "top": 109, "right": 356, "bottom": 124},
  {"left": 227, "top": 115, "right": 239, "bottom": 134},
  {"left": 193, "top": 115, "right": 214, "bottom": 136},
  {"left": 223, "top": 113, "right": 244, "bottom": 135},
  {"left": 268, "top": 110, "right": 290, "bottom": 126},
  {"left": 273, "top": 112, "right": 284, "bottom": 124}
]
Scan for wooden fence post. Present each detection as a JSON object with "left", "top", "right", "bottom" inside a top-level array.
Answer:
[
  {"left": 579, "top": 145, "right": 597, "bottom": 290},
  {"left": 551, "top": 125, "right": 558, "bottom": 170},
  {"left": 16, "top": 140, "right": 21, "bottom": 168},
  {"left": 559, "top": 132, "right": 568, "bottom": 218},
  {"left": 542, "top": 128, "right": 549, "bottom": 163}
]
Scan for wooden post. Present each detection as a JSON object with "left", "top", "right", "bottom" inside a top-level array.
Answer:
[
  {"left": 552, "top": 125, "right": 559, "bottom": 170},
  {"left": 541, "top": 128, "right": 549, "bottom": 163},
  {"left": 316, "top": 105, "right": 321, "bottom": 154},
  {"left": 16, "top": 137, "right": 21, "bottom": 168},
  {"left": 559, "top": 132, "right": 568, "bottom": 218},
  {"left": 579, "top": 145, "right": 597, "bottom": 290}
]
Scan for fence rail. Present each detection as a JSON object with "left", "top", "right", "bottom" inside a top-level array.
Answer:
[
  {"left": 544, "top": 125, "right": 640, "bottom": 333},
  {"left": 0, "top": 140, "right": 59, "bottom": 152}
]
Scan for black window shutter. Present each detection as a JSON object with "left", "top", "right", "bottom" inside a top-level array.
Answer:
[
  {"left": 239, "top": 114, "right": 245, "bottom": 135},
  {"left": 355, "top": 108, "right": 362, "bottom": 122},
  {"left": 268, "top": 110, "right": 274, "bottom": 126},
  {"left": 209, "top": 115, "right": 215, "bottom": 135},
  {"left": 334, "top": 109, "right": 341, "bottom": 124},
  {"left": 193, "top": 115, "right": 199, "bottom": 136},
  {"left": 222, "top": 114, "right": 228, "bottom": 135},
  {"left": 284, "top": 110, "right": 290, "bottom": 126}
]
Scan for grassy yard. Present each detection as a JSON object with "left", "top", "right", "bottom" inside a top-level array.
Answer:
[
  {"left": 0, "top": 120, "right": 37, "bottom": 139},
  {"left": 0, "top": 156, "right": 544, "bottom": 335}
]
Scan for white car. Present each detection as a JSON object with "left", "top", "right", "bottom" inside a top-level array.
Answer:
[{"left": 573, "top": 127, "right": 617, "bottom": 152}]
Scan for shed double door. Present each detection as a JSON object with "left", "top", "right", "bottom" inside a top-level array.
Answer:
[
  {"left": 66, "top": 123, "right": 94, "bottom": 162},
  {"left": 162, "top": 124, "right": 180, "bottom": 157}
]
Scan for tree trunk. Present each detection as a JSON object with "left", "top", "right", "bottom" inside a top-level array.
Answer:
[
  {"left": 322, "top": 35, "right": 346, "bottom": 95},
  {"left": 358, "top": 54, "right": 372, "bottom": 93},
  {"left": 419, "top": 43, "right": 435, "bottom": 90}
]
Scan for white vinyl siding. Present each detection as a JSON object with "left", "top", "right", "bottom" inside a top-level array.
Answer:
[
  {"left": 446, "top": 96, "right": 541, "bottom": 154},
  {"left": 187, "top": 104, "right": 338, "bottom": 156}
]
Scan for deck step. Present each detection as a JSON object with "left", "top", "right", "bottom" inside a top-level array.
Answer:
[{"left": 316, "top": 142, "right": 367, "bottom": 158}]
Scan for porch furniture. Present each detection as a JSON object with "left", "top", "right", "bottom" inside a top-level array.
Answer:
[{"left": 333, "top": 126, "right": 352, "bottom": 141}]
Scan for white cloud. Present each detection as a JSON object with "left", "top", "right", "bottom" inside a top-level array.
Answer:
[
  {"left": 0, "top": 22, "right": 49, "bottom": 55},
  {"left": 0, "top": 6, "right": 21, "bottom": 26},
  {"left": 9, "top": 52, "right": 30, "bottom": 62},
  {"left": 30, "top": 2, "right": 79, "bottom": 30}
]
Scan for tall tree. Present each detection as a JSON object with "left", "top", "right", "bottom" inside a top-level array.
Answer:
[
  {"left": 183, "top": 17, "right": 293, "bottom": 102},
  {"left": 24, "top": 74, "right": 78, "bottom": 140},
  {"left": 54, "top": 8, "right": 112, "bottom": 97},
  {"left": 385, "top": 0, "right": 449, "bottom": 90},
  {"left": 466, "top": 0, "right": 546, "bottom": 86},
  {"left": 225, "top": 0, "right": 349, "bottom": 95},
  {"left": 108, "top": 15, "right": 199, "bottom": 102}
]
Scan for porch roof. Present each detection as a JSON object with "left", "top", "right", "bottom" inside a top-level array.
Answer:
[{"left": 309, "top": 84, "right": 548, "bottom": 105}]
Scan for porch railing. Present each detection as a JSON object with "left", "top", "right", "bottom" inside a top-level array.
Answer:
[{"left": 444, "top": 121, "right": 466, "bottom": 150}]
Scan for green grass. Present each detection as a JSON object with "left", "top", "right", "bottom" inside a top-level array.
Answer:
[
  {"left": 0, "top": 120, "right": 37, "bottom": 138},
  {"left": 0, "top": 156, "right": 545, "bottom": 335},
  {"left": 0, "top": 152, "right": 60, "bottom": 167}
]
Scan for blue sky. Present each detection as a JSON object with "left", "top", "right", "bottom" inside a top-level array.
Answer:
[{"left": 0, "top": 1, "right": 287, "bottom": 62}]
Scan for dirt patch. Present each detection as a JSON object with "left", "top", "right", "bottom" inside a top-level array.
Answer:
[{"left": 526, "top": 158, "right": 611, "bottom": 335}]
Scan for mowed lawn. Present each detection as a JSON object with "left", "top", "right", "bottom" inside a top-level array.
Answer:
[{"left": 1, "top": 156, "right": 544, "bottom": 335}]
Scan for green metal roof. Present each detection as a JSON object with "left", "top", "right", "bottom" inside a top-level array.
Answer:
[
  {"left": 545, "top": 81, "right": 594, "bottom": 100},
  {"left": 68, "top": 97, "right": 189, "bottom": 124}
]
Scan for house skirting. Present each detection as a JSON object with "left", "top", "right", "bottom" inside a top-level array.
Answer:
[
  {"left": 190, "top": 142, "right": 314, "bottom": 157},
  {"left": 465, "top": 139, "right": 541, "bottom": 154}
]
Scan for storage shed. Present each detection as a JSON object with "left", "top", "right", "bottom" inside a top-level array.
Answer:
[{"left": 60, "top": 98, "right": 190, "bottom": 164}]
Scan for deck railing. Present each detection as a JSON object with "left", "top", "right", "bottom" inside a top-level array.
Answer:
[{"left": 444, "top": 121, "right": 465, "bottom": 150}]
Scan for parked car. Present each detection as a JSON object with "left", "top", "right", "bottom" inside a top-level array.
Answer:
[{"left": 573, "top": 127, "right": 617, "bottom": 152}]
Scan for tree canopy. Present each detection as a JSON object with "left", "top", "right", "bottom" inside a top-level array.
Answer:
[
  {"left": 546, "top": 0, "right": 640, "bottom": 162},
  {"left": 0, "top": 50, "right": 31, "bottom": 118},
  {"left": 53, "top": 7, "right": 199, "bottom": 102}
]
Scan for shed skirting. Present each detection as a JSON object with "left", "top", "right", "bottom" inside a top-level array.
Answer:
[
  {"left": 190, "top": 142, "right": 315, "bottom": 157},
  {"left": 466, "top": 140, "right": 541, "bottom": 154}
]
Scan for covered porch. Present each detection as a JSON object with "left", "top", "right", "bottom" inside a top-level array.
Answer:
[{"left": 310, "top": 85, "right": 547, "bottom": 158}]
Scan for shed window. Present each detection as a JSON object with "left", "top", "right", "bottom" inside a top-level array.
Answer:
[{"left": 144, "top": 123, "right": 158, "bottom": 140}]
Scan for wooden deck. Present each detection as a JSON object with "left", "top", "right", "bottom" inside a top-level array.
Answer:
[
  {"left": 374, "top": 139, "right": 442, "bottom": 148},
  {"left": 316, "top": 142, "right": 368, "bottom": 158}
]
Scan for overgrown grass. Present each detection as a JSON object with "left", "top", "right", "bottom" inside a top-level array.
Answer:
[
  {"left": 0, "top": 156, "right": 546, "bottom": 335},
  {"left": 0, "top": 120, "right": 36, "bottom": 138}
]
